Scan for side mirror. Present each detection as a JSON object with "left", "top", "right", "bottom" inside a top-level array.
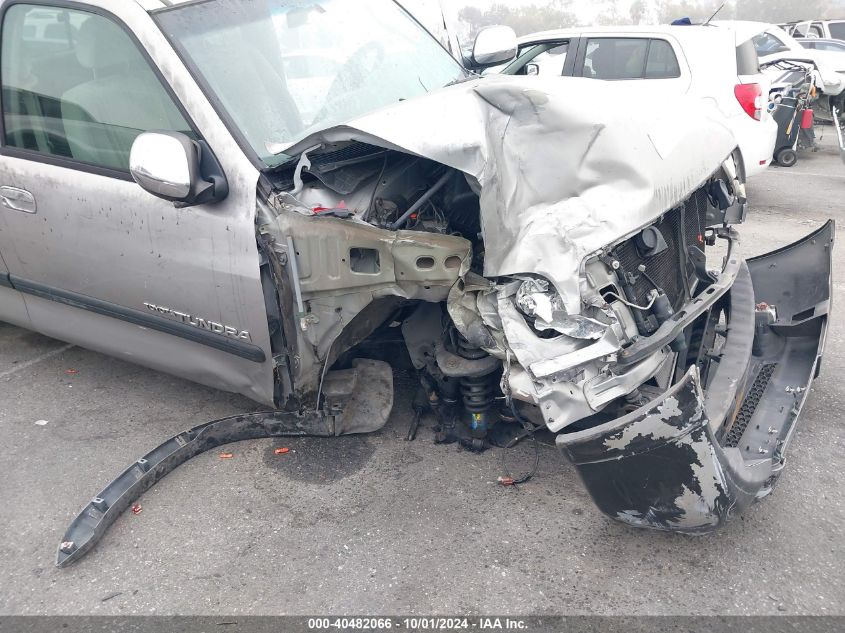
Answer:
[
  {"left": 130, "top": 131, "right": 228, "bottom": 207},
  {"left": 471, "top": 25, "right": 517, "bottom": 69},
  {"left": 525, "top": 62, "right": 540, "bottom": 76}
]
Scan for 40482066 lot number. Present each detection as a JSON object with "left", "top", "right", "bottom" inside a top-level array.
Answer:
[{"left": 307, "top": 618, "right": 528, "bottom": 630}]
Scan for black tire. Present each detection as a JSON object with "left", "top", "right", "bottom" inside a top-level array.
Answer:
[{"left": 776, "top": 148, "right": 798, "bottom": 167}]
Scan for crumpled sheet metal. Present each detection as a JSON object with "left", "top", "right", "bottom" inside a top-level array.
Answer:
[
  {"left": 449, "top": 274, "right": 614, "bottom": 391},
  {"left": 515, "top": 278, "right": 559, "bottom": 321},
  {"left": 282, "top": 75, "right": 737, "bottom": 314},
  {"left": 514, "top": 277, "right": 605, "bottom": 338}
]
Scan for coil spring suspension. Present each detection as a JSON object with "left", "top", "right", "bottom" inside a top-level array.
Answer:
[{"left": 456, "top": 337, "right": 497, "bottom": 438}]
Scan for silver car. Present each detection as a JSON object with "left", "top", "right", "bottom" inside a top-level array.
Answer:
[{"left": 0, "top": 0, "right": 833, "bottom": 566}]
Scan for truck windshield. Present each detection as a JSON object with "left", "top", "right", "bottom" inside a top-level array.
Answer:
[{"left": 155, "top": 0, "right": 467, "bottom": 167}]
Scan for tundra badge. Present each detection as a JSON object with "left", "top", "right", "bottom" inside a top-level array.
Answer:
[{"left": 143, "top": 303, "right": 251, "bottom": 342}]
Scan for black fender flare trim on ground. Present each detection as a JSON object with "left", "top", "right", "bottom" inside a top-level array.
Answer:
[{"left": 56, "top": 411, "right": 336, "bottom": 568}]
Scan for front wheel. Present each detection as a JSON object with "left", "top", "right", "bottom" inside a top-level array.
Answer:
[{"left": 776, "top": 148, "right": 797, "bottom": 167}]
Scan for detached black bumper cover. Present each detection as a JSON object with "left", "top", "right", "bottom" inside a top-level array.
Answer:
[{"left": 557, "top": 221, "right": 834, "bottom": 533}]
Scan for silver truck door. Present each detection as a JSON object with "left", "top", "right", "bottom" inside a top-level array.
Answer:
[
  {"left": 0, "top": 212, "right": 30, "bottom": 329},
  {"left": 0, "top": 1, "right": 276, "bottom": 404}
]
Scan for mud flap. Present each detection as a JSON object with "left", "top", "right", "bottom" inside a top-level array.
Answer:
[
  {"left": 557, "top": 221, "right": 834, "bottom": 533},
  {"left": 57, "top": 360, "right": 393, "bottom": 567}
]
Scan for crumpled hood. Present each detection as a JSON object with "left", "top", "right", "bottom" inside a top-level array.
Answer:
[{"left": 283, "top": 75, "right": 737, "bottom": 312}]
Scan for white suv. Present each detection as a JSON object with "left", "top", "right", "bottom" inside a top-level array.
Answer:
[{"left": 496, "top": 24, "right": 778, "bottom": 178}]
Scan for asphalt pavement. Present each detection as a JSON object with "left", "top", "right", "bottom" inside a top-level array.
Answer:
[{"left": 1, "top": 131, "right": 844, "bottom": 616}]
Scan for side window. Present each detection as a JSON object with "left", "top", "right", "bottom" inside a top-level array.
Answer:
[
  {"left": 525, "top": 43, "right": 569, "bottom": 77},
  {"left": 828, "top": 22, "right": 845, "bottom": 41},
  {"left": 752, "top": 33, "right": 790, "bottom": 56},
  {"left": 736, "top": 40, "right": 761, "bottom": 75},
  {"left": 583, "top": 38, "right": 648, "bottom": 79},
  {"left": 644, "top": 39, "right": 681, "bottom": 79},
  {"left": 2, "top": 4, "right": 193, "bottom": 172},
  {"left": 583, "top": 38, "right": 679, "bottom": 80}
]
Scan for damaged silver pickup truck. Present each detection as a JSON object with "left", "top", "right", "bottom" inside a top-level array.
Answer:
[{"left": 0, "top": 0, "right": 833, "bottom": 566}]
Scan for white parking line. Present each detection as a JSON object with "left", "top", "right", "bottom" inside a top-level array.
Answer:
[{"left": 0, "top": 343, "right": 75, "bottom": 379}]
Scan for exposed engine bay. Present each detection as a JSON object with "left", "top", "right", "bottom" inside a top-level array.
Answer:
[
  {"left": 255, "top": 133, "right": 747, "bottom": 450},
  {"left": 243, "top": 77, "right": 829, "bottom": 536}
]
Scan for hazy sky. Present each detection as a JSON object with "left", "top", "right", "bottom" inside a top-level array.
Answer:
[
  {"left": 451, "top": 0, "right": 637, "bottom": 23},
  {"left": 411, "top": 0, "right": 644, "bottom": 29}
]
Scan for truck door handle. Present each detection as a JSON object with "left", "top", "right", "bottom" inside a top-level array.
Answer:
[{"left": 0, "top": 186, "right": 36, "bottom": 214}]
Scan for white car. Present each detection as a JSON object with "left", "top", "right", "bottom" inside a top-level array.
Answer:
[
  {"left": 494, "top": 24, "right": 778, "bottom": 179},
  {"left": 783, "top": 19, "right": 845, "bottom": 41},
  {"left": 742, "top": 22, "right": 845, "bottom": 98}
]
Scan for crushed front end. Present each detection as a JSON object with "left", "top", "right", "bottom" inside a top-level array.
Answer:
[{"left": 252, "top": 77, "right": 834, "bottom": 533}]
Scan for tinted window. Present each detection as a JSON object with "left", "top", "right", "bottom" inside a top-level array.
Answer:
[
  {"left": 752, "top": 32, "right": 790, "bottom": 56},
  {"left": 1, "top": 4, "right": 192, "bottom": 171},
  {"left": 829, "top": 22, "right": 845, "bottom": 40},
  {"left": 736, "top": 39, "right": 760, "bottom": 75},
  {"left": 583, "top": 38, "right": 680, "bottom": 80},
  {"left": 644, "top": 39, "right": 681, "bottom": 78}
]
